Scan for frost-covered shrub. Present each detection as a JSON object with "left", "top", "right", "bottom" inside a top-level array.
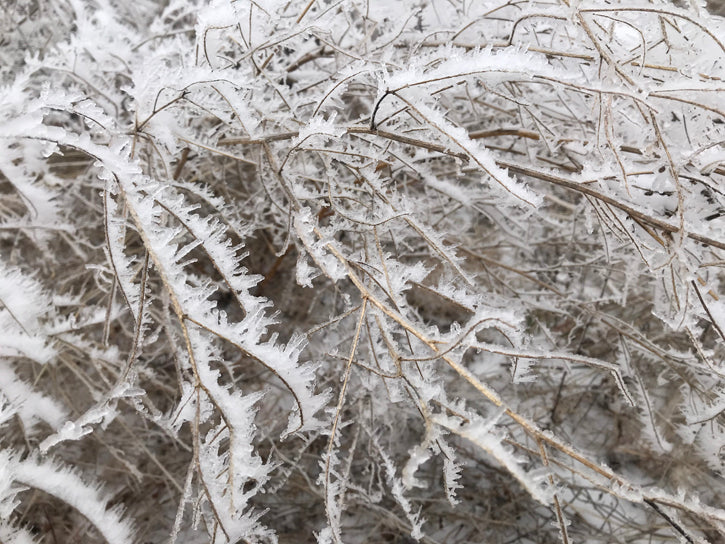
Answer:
[{"left": 1, "top": 0, "right": 725, "bottom": 542}]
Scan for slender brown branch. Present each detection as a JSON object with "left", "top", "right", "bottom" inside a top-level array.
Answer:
[{"left": 496, "top": 161, "right": 725, "bottom": 251}]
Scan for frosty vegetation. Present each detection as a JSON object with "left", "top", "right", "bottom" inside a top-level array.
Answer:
[{"left": 1, "top": 0, "right": 725, "bottom": 542}]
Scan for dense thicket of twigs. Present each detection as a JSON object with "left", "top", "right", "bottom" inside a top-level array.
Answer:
[{"left": 1, "top": 0, "right": 725, "bottom": 543}]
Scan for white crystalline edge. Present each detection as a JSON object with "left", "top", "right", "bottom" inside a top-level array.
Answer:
[{"left": 6, "top": 453, "right": 135, "bottom": 544}]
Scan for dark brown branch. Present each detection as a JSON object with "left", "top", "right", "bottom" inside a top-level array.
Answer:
[{"left": 497, "top": 161, "right": 725, "bottom": 251}]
